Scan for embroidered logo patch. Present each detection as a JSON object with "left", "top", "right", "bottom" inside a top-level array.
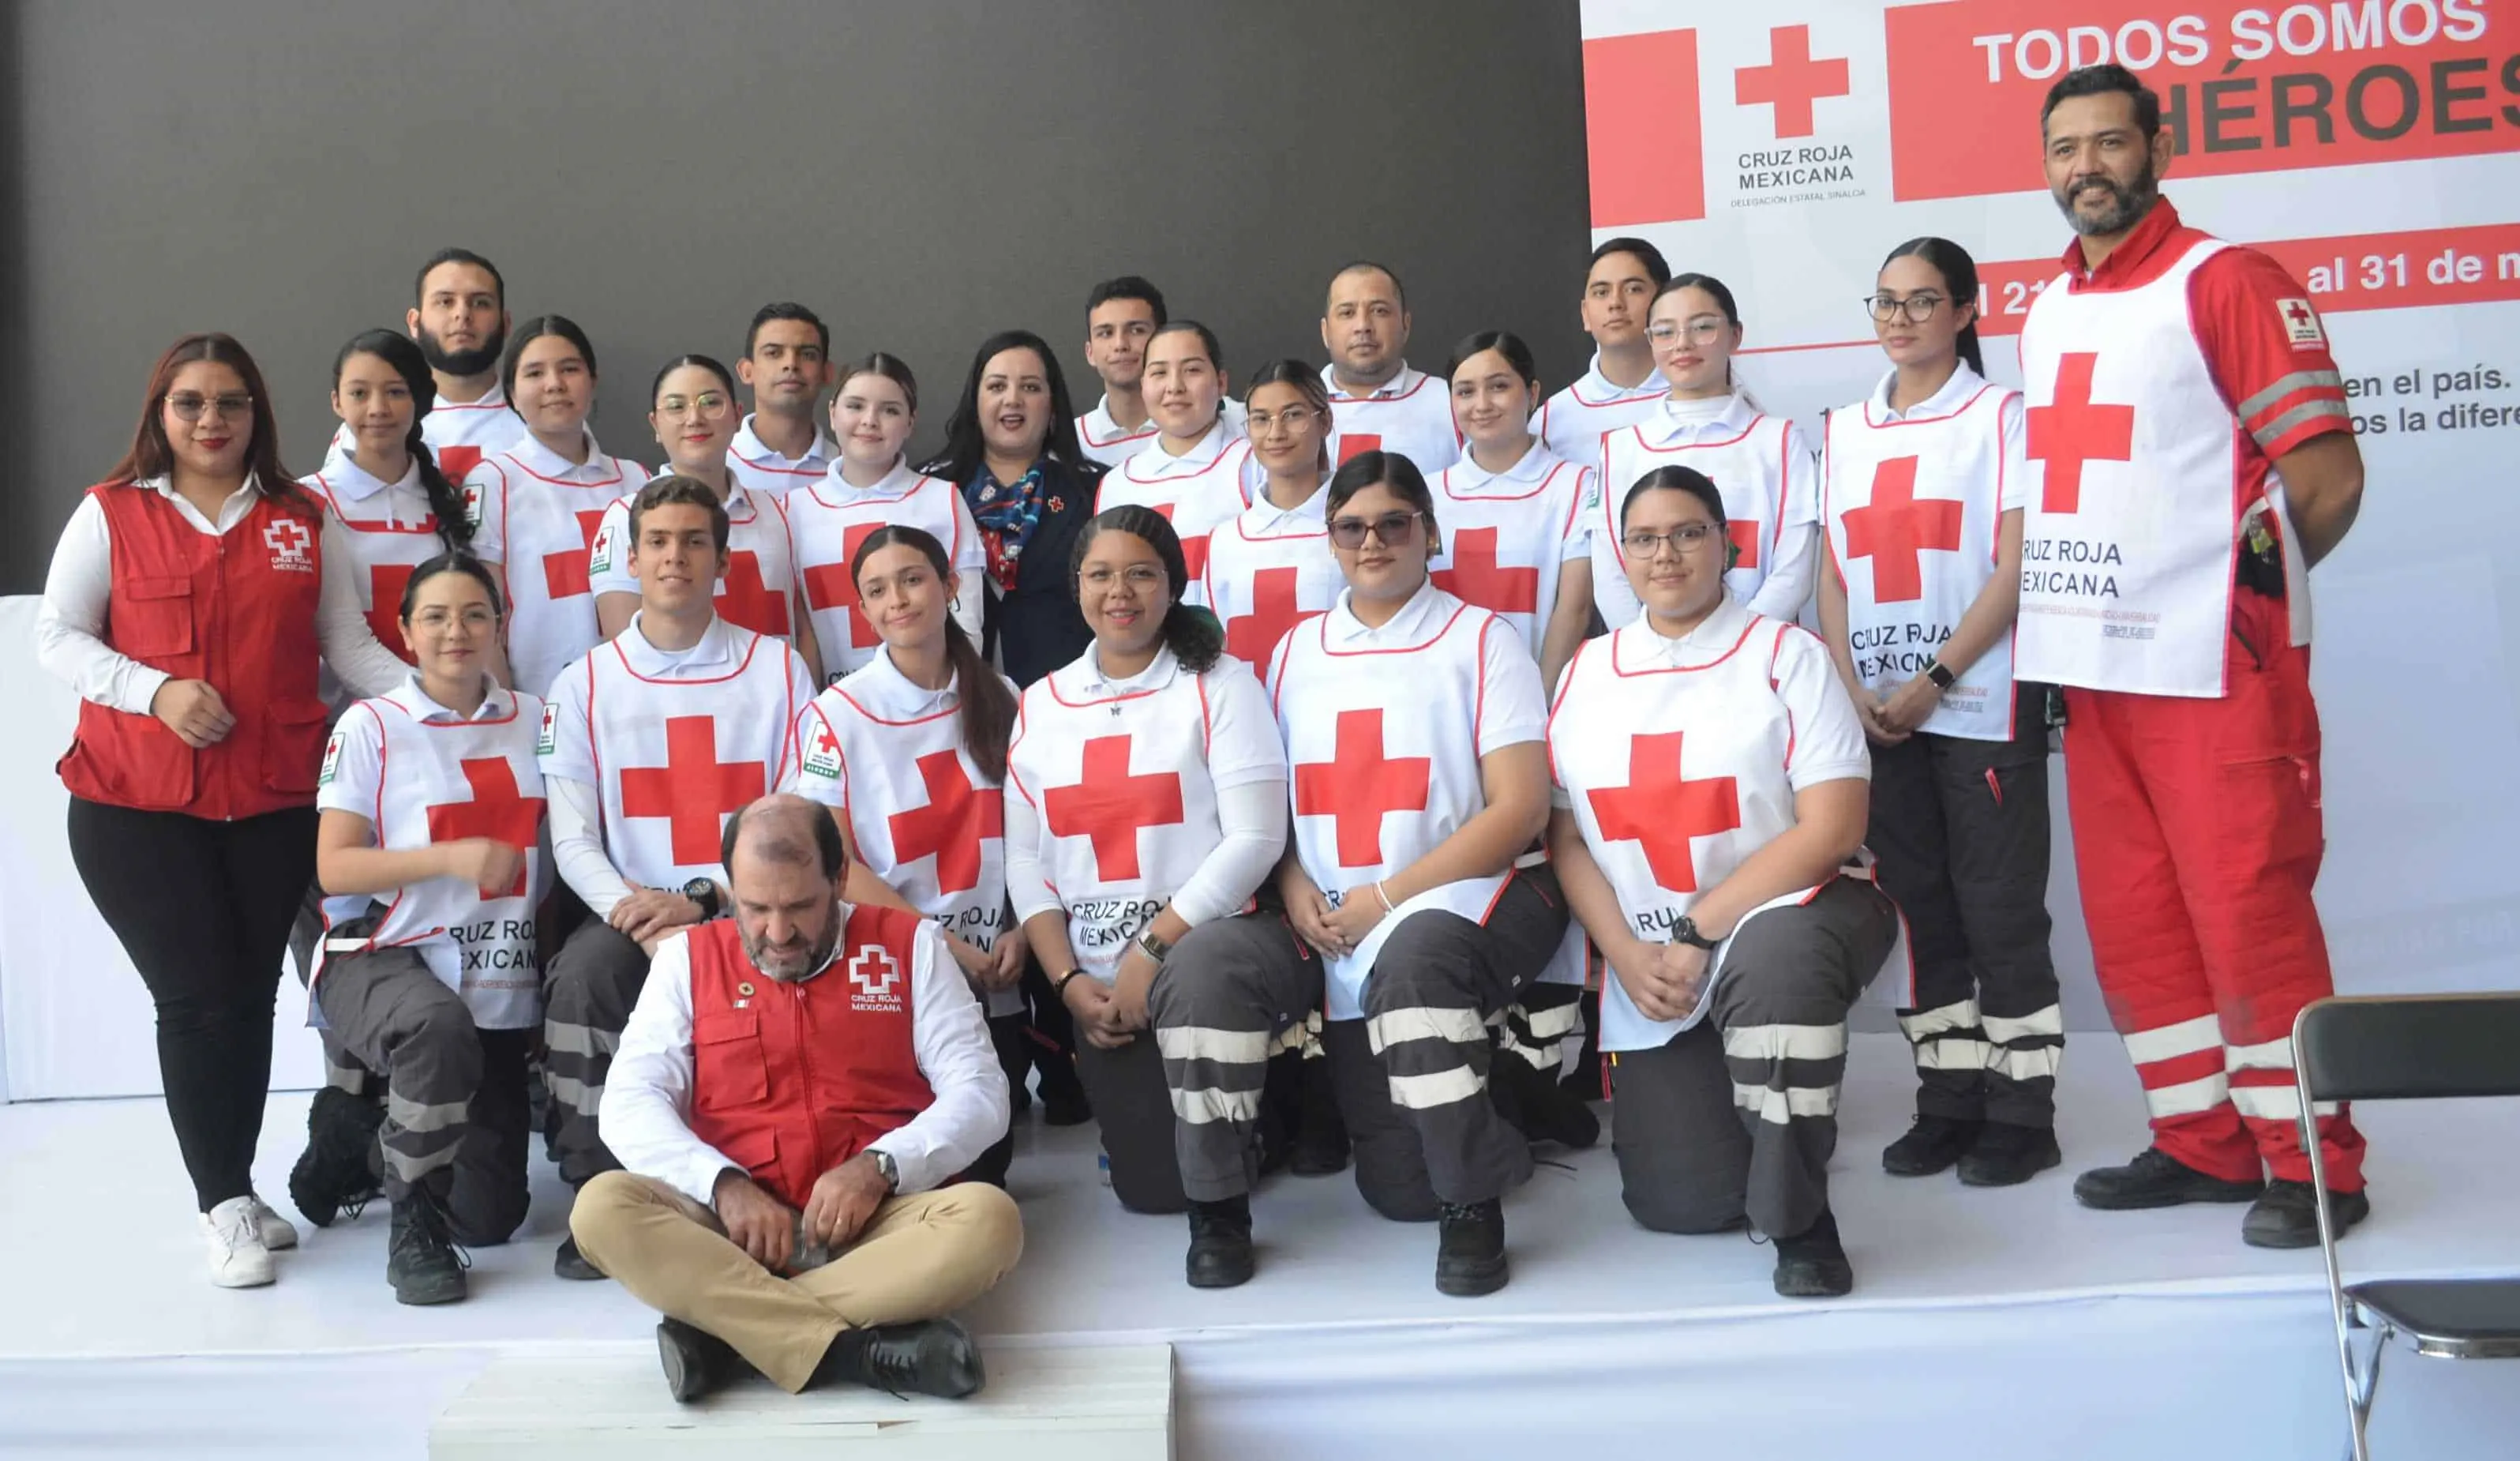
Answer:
[
  {"left": 318, "top": 729, "right": 345, "bottom": 787},
  {"left": 849, "top": 945, "right": 903, "bottom": 1011},
  {"left": 263, "top": 520, "right": 315, "bottom": 573},
  {"left": 588, "top": 520, "right": 616, "bottom": 574},
  {"left": 537, "top": 701, "right": 559, "bottom": 756},
  {"left": 2277, "top": 298, "right": 2327, "bottom": 349},
  {"left": 802, "top": 723, "right": 842, "bottom": 780},
  {"left": 462, "top": 481, "right": 486, "bottom": 530}
]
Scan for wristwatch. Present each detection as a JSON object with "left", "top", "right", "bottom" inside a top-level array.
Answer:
[
  {"left": 682, "top": 877, "right": 722, "bottom": 920},
  {"left": 1134, "top": 927, "right": 1173, "bottom": 965},
  {"left": 1924, "top": 659, "right": 1957, "bottom": 690},
  {"left": 1668, "top": 915, "right": 1719, "bottom": 950},
  {"left": 868, "top": 1148, "right": 900, "bottom": 1193}
]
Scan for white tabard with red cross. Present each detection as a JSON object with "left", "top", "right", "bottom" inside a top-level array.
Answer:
[
  {"left": 1005, "top": 654, "right": 1238, "bottom": 984},
  {"left": 788, "top": 461, "right": 984, "bottom": 679},
  {"left": 1430, "top": 446, "right": 1591, "bottom": 664},
  {"left": 1822, "top": 374, "right": 2021, "bottom": 741},
  {"left": 2018, "top": 238, "right": 2244, "bottom": 697},
  {"left": 1596, "top": 412, "right": 1806, "bottom": 629},
  {"left": 306, "top": 463, "right": 442, "bottom": 670},
  {"left": 1321, "top": 364, "right": 1461, "bottom": 473},
  {"left": 314, "top": 681, "right": 548, "bottom": 1028},
  {"left": 1095, "top": 428, "right": 1255, "bottom": 606},
  {"left": 461, "top": 437, "right": 645, "bottom": 698},
  {"left": 588, "top": 477, "right": 804, "bottom": 641},
  {"left": 1270, "top": 588, "right": 1518, "bottom": 1020},
  {"left": 1203, "top": 492, "right": 1343, "bottom": 667},
  {"left": 794, "top": 656, "right": 1021, "bottom": 1016}
]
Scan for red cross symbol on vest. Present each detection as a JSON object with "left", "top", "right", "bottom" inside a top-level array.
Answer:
[
  {"left": 542, "top": 509, "right": 609, "bottom": 599},
  {"left": 849, "top": 945, "right": 902, "bottom": 1003},
  {"left": 1734, "top": 24, "right": 1850, "bottom": 140},
  {"left": 1293, "top": 708, "right": 1431, "bottom": 868},
  {"left": 618, "top": 715, "right": 768, "bottom": 866},
  {"left": 1588, "top": 731, "right": 1742, "bottom": 893},
  {"left": 714, "top": 550, "right": 791, "bottom": 637},
  {"left": 1224, "top": 566, "right": 1307, "bottom": 663},
  {"left": 425, "top": 757, "right": 546, "bottom": 898},
  {"left": 1841, "top": 457, "right": 1964, "bottom": 604},
  {"left": 263, "top": 518, "right": 314, "bottom": 569},
  {"left": 437, "top": 445, "right": 486, "bottom": 483},
  {"left": 2027, "top": 353, "right": 2136, "bottom": 515},
  {"left": 888, "top": 750, "right": 1003, "bottom": 896},
  {"left": 1433, "top": 527, "right": 1539, "bottom": 615},
  {"left": 1148, "top": 501, "right": 1211, "bottom": 583},
  {"left": 1042, "top": 734, "right": 1186, "bottom": 882},
  {"left": 366, "top": 563, "right": 418, "bottom": 663},
  {"left": 1336, "top": 432, "right": 1383, "bottom": 465},
  {"left": 801, "top": 522, "right": 886, "bottom": 648}
]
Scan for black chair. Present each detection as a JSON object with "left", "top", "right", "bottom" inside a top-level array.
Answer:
[{"left": 2293, "top": 993, "right": 2520, "bottom": 1460}]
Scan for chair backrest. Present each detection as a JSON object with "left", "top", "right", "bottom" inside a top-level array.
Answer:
[{"left": 2297, "top": 993, "right": 2520, "bottom": 1102}]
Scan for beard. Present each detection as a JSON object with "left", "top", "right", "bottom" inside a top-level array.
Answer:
[
  {"left": 744, "top": 909, "right": 841, "bottom": 983},
  {"left": 417, "top": 320, "right": 507, "bottom": 379},
  {"left": 2054, "top": 163, "right": 2159, "bottom": 237}
]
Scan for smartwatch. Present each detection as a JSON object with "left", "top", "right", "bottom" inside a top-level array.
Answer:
[
  {"left": 1924, "top": 659, "right": 1957, "bottom": 690},
  {"left": 868, "top": 1148, "right": 900, "bottom": 1193},
  {"left": 682, "top": 877, "right": 722, "bottom": 921},
  {"left": 1668, "top": 915, "right": 1719, "bottom": 951}
]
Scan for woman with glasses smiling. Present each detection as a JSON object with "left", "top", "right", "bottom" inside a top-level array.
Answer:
[
  {"left": 587, "top": 354, "right": 824, "bottom": 685},
  {"left": 1817, "top": 237, "right": 2060, "bottom": 1190}
]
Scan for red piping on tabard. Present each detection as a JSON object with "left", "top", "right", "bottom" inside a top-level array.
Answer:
[
  {"left": 1313, "top": 599, "right": 1473, "bottom": 659},
  {"left": 1471, "top": 618, "right": 1495, "bottom": 747},
  {"left": 315, "top": 475, "right": 438, "bottom": 535},
  {"left": 1327, "top": 372, "right": 1434, "bottom": 404},
  {"left": 608, "top": 624, "right": 765, "bottom": 688},
  {"left": 801, "top": 468, "right": 937, "bottom": 511},
  {"left": 1440, "top": 457, "right": 1577, "bottom": 506},
  {"left": 1568, "top": 377, "right": 1663, "bottom": 409},
  {"left": 1044, "top": 665, "right": 1169, "bottom": 712},
  {"left": 2174, "top": 258, "right": 2244, "bottom": 700},
  {"left": 501, "top": 449, "right": 628, "bottom": 492},
  {"left": 1768, "top": 624, "right": 1801, "bottom": 771},
  {"left": 1821, "top": 413, "right": 1847, "bottom": 589},
  {"left": 1859, "top": 382, "right": 2001, "bottom": 431},
  {"left": 581, "top": 655, "right": 604, "bottom": 801},
  {"left": 1081, "top": 419, "right": 1157, "bottom": 450},
  {"left": 1607, "top": 617, "right": 1760, "bottom": 678},
  {"left": 834, "top": 686, "right": 957, "bottom": 730},
  {"left": 1195, "top": 673, "right": 1216, "bottom": 760}
]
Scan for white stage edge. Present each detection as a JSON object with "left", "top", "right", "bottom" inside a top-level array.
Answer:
[{"left": 2, "top": 1035, "right": 2513, "bottom": 1460}]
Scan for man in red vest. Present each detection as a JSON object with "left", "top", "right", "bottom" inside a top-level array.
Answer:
[{"left": 570, "top": 794, "right": 1019, "bottom": 1402}]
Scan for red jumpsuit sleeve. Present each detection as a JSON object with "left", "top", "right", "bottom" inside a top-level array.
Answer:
[{"left": 2188, "top": 248, "right": 2353, "bottom": 460}]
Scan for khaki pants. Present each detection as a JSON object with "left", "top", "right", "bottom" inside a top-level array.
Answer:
[{"left": 570, "top": 1172, "right": 1024, "bottom": 1392}]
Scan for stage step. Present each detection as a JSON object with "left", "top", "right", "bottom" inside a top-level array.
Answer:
[{"left": 430, "top": 1340, "right": 1173, "bottom": 1460}]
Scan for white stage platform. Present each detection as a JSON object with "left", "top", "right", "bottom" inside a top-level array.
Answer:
[{"left": 2, "top": 1035, "right": 2513, "bottom": 1460}]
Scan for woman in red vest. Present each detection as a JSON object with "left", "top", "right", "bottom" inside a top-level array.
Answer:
[{"left": 35, "top": 333, "right": 406, "bottom": 1288}]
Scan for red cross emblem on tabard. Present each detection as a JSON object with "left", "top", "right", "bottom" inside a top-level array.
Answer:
[
  {"left": 888, "top": 750, "right": 1003, "bottom": 896},
  {"left": 425, "top": 757, "right": 546, "bottom": 898},
  {"left": 1735, "top": 24, "right": 1850, "bottom": 140},
  {"left": 1041, "top": 735, "right": 1186, "bottom": 882},
  {"left": 1335, "top": 432, "right": 1383, "bottom": 465},
  {"left": 1840, "top": 457, "right": 1964, "bottom": 604},
  {"left": 1433, "top": 527, "right": 1539, "bottom": 615},
  {"left": 1148, "top": 501, "right": 1211, "bottom": 584},
  {"left": 714, "top": 550, "right": 791, "bottom": 637},
  {"left": 542, "top": 509, "right": 609, "bottom": 600},
  {"left": 1587, "top": 731, "right": 1742, "bottom": 894},
  {"left": 367, "top": 563, "right": 418, "bottom": 664},
  {"left": 2027, "top": 353, "right": 2136, "bottom": 515},
  {"left": 801, "top": 522, "right": 887, "bottom": 649},
  {"left": 1224, "top": 567, "right": 1307, "bottom": 664},
  {"left": 1292, "top": 708, "right": 1432, "bottom": 869},
  {"left": 618, "top": 715, "right": 767, "bottom": 867}
]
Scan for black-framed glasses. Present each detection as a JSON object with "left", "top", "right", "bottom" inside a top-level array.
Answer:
[
  {"left": 165, "top": 392, "right": 253, "bottom": 422},
  {"left": 1621, "top": 521, "right": 1722, "bottom": 558},
  {"left": 1328, "top": 510, "right": 1424, "bottom": 550},
  {"left": 1865, "top": 292, "right": 1948, "bottom": 324}
]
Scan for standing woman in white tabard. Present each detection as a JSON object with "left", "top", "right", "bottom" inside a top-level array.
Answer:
[
  {"left": 1593, "top": 274, "right": 1820, "bottom": 631},
  {"left": 1094, "top": 321, "right": 1254, "bottom": 606},
  {"left": 1818, "top": 236, "right": 2059, "bottom": 1189},
  {"left": 1202, "top": 359, "right": 1345, "bottom": 667},
  {"left": 459, "top": 315, "right": 647, "bottom": 697}
]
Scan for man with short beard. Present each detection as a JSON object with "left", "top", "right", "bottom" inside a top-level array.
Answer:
[
  {"left": 322, "top": 248, "right": 526, "bottom": 482},
  {"left": 2016, "top": 65, "right": 2368, "bottom": 1249},
  {"left": 571, "top": 794, "right": 1018, "bottom": 1403}
]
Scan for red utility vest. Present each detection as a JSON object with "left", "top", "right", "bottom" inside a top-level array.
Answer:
[
  {"left": 684, "top": 904, "right": 935, "bottom": 1210},
  {"left": 57, "top": 481, "right": 332, "bottom": 819}
]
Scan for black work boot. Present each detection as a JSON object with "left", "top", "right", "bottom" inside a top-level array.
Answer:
[
  {"left": 1037, "top": 1050, "right": 1093, "bottom": 1127},
  {"left": 1288, "top": 1057, "right": 1350, "bottom": 1177},
  {"left": 1881, "top": 1114, "right": 1981, "bottom": 1177},
  {"left": 1435, "top": 1200, "right": 1509, "bottom": 1297},
  {"left": 813, "top": 1317, "right": 986, "bottom": 1399},
  {"left": 1489, "top": 1049, "right": 1602, "bottom": 1151},
  {"left": 2073, "top": 1147, "right": 2263, "bottom": 1210},
  {"left": 656, "top": 1316, "right": 743, "bottom": 1403},
  {"left": 1958, "top": 1122, "right": 2062, "bottom": 1187},
  {"left": 553, "top": 1233, "right": 606, "bottom": 1280},
  {"left": 1185, "top": 1196, "right": 1256, "bottom": 1289},
  {"left": 289, "top": 1086, "right": 385, "bottom": 1227},
  {"left": 1772, "top": 1209, "right": 1854, "bottom": 1298},
  {"left": 2241, "top": 1179, "right": 2372, "bottom": 1249},
  {"left": 385, "top": 1191, "right": 469, "bottom": 1305}
]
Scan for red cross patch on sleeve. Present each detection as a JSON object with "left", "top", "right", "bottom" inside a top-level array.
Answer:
[{"left": 2277, "top": 298, "right": 2327, "bottom": 349}]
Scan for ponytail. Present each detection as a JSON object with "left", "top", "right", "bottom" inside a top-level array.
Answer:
[
  {"left": 334, "top": 328, "right": 472, "bottom": 550},
  {"left": 1881, "top": 236, "right": 1987, "bottom": 376},
  {"left": 414, "top": 438, "right": 472, "bottom": 551},
  {"left": 849, "top": 524, "right": 1014, "bottom": 782},
  {"left": 1073, "top": 505, "right": 1224, "bottom": 675}
]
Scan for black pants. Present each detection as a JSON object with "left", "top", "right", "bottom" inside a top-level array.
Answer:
[
  {"left": 66, "top": 798, "right": 317, "bottom": 1212},
  {"left": 1074, "top": 1029, "right": 1187, "bottom": 1215},
  {"left": 992, "top": 963, "right": 1086, "bottom": 1109},
  {"left": 1867, "top": 692, "right": 2063, "bottom": 1128},
  {"left": 544, "top": 918, "right": 649, "bottom": 1189}
]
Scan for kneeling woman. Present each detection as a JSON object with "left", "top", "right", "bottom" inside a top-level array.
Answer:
[
  {"left": 305, "top": 554, "right": 547, "bottom": 1305},
  {"left": 1155, "top": 451, "right": 1562, "bottom": 1297},
  {"left": 1549, "top": 467, "right": 1898, "bottom": 1298}
]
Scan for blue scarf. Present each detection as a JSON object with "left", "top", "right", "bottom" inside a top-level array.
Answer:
[{"left": 966, "top": 463, "right": 1047, "bottom": 592}]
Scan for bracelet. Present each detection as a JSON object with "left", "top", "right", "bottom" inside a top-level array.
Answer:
[
  {"left": 1053, "top": 967, "right": 1090, "bottom": 997},
  {"left": 1373, "top": 880, "right": 1394, "bottom": 912}
]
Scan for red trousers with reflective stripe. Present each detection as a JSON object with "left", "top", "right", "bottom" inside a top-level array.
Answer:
[{"left": 2061, "top": 588, "right": 2364, "bottom": 1189}]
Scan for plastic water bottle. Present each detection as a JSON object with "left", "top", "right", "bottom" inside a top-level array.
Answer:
[{"left": 1097, "top": 1147, "right": 1112, "bottom": 1187}]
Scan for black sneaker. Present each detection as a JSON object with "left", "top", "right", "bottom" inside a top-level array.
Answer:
[
  {"left": 1881, "top": 1114, "right": 1981, "bottom": 1177},
  {"left": 1772, "top": 1210, "right": 1854, "bottom": 1298},
  {"left": 1958, "top": 1122, "right": 2062, "bottom": 1188},
  {"left": 1185, "top": 1196, "right": 1257, "bottom": 1289},
  {"left": 1435, "top": 1200, "right": 1509, "bottom": 1297},
  {"left": 385, "top": 1192, "right": 469, "bottom": 1305},
  {"left": 553, "top": 1233, "right": 607, "bottom": 1280},
  {"left": 2241, "top": 1179, "right": 2372, "bottom": 1249},
  {"left": 1489, "top": 1052, "right": 1603, "bottom": 1151},
  {"left": 288, "top": 1086, "right": 385, "bottom": 1228},
  {"left": 2074, "top": 1147, "right": 2264, "bottom": 1210},
  {"left": 657, "top": 1316, "right": 741, "bottom": 1404},
  {"left": 814, "top": 1317, "right": 986, "bottom": 1399}
]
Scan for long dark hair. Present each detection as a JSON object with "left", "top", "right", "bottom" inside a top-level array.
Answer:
[
  {"left": 109, "top": 332, "right": 310, "bottom": 509},
  {"left": 1071, "top": 506, "right": 1223, "bottom": 674},
  {"left": 1880, "top": 237, "right": 1986, "bottom": 376},
  {"left": 848, "top": 524, "right": 1015, "bottom": 783},
  {"left": 1444, "top": 329, "right": 1541, "bottom": 390},
  {"left": 925, "top": 329, "right": 1088, "bottom": 484},
  {"left": 498, "top": 314, "right": 598, "bottom": 420},
  {"left": 334, "top": 329, "right": 470, "bottom": 550}
]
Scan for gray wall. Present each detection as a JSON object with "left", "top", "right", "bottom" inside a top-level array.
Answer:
[{"left": 5, "top": 0, "right": 1590, "bottom": 592}]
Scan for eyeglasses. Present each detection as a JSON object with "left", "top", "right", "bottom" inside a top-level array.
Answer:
[
  {"left": 1247, "top": 404, "right": 1319, "bottom": 436},
  {"left": 1079, "top": 564, "right": 1169, "bottom": 592},
  {"left": 165, "top": 392, "right": 253, "bottom": 422},
  {"left": 1645, "top": 319, "right": 1728, "bottom": 347},
  {"left": 1328, "top": 510, "right": 1424, "bottom": 550},
  {"left": 1865, "top": 292, "right": 1948, "bottom": 324},
  {"left": 656, "top": 392, "right": 733, "bottom": 418},
  {"left": 1621, "top": 521, "right": 1723, "bottom": 558}
]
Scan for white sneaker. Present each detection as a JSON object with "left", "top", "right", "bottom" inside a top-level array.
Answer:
[
  {"left": 249, "top": 1194, "right": 299, "bottom": 1250},
  {"left": 203, "top": 1196, "right": 276, "bottom": 1288}
]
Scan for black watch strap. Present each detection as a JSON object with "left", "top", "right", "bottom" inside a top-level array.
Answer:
[
  {"left": 1925, "top": 659, "right": 1957, "bottom": 690},
  {"left": 1670, "top": 915, "right": 1719, "bottom": 950},
  {"left": 682, "top": 878, "right": 722, "bottom": 920}
]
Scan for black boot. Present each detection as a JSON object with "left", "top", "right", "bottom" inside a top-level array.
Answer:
[
  {"left": 386, "top": 1191, "right": 469, "bottom": 1305},
  {"left": 1288, "top": 1056, "right": 1349, "bottom": 1177},
  {"left": 1435, "top": 1200, "right": 1508, "bottom": 1298},
  {"left": 2241, "top": 1180, "right": 2372, "bottom": 1249},
  {"left": 813, "top": 1318, "right": 986, "bottom": 1399},
  {"left": 2073, "top": 1147, "right": 2263, "bottom": 1210},
  {"left": 1881, "top": 1114, "right": 1980, "bottom": 1177},
  {"left": 1772, "top": 1210, "right": 1854, "bottom": 1298},
  {"left": 554, "top": 1233, "right": 606, "bottom": 1280},
  {"left": 288, "top": 1086, "right": 384, "bottom": 1228},
  {"left": 1185, "top": 1196, "right": 1256, "bottom": 1289},
  {"left": 1958, "top": 1122, "right": 2061, "bottom": 1187},
  {"left": 1037, "top": 1053, "right": 1092, "bottom": 1127},
  {"left": 1488, "top": 1048, "right": 1600, "bottom": 1150},
  {"left": 656, "top": 1316, "right": 742, "bottom": 1403}
]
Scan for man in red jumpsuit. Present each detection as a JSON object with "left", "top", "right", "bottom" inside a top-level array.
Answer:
[{"left": 2017, "top": 65, "right": 2368, "bottom": 1249}]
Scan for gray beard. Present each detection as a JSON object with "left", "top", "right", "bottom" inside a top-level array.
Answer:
[
  {"left": 2058, "top": 173, "right": 2158, "bottom": 238},
  {"left": 748, "top": 921, "right": 840, "bottom": 983}
]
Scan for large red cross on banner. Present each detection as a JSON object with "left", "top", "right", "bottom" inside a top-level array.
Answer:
[
  {"left": 425, "top": 757, "right": 546, "bottom": 898},
  {"left": 1432, "top": 527, "right": 1539, "bottom": 615},
  {"left": 801, "top": 522, "right": 887, "bottom": 648},
  {"left": 1735, "top": 24, "right": 1850, "bottom": 140},
  {"left": 1224, "top": 567, "right": 1306, "bottom": 663},
  {"left": 888, "top": 749, "right": 1003, "bottom": 896},
  {"left": 618, "top": 715, "right": 767, "bottom": 866},
  {"left": 714, "top": 550, "right": 790, "bottom": 637},
  {"left": 541, "top": 509, "right": 609, "bottom": 599},
  {"left": 1292, "top": 708, "right": 1431, "bottom": 869},
  {"left": 1841, "top": 457, "right": 1964, "bottom": 603},
  {"left": 1588, "top": 732, "right": 1741, "bottom": 894},
  {"left": 2027, "top": 354, "right": 2136, "bottom": 514},
  {"left": 1041, "top": 735, "right": 1185, "bottom": 882},
  {"left": 366, "top": 563, "right": 418, "bottom": 663}
]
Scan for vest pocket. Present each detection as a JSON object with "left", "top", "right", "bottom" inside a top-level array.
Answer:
[
  {"left": 111, "top": 575, "right": 196, "bottom": 659},
  {"left": 693, "top": 1008, "right": 771, "bottom": 1107},
  {"left": 261, "top": 702, "right": 333, "bottom": 794}
]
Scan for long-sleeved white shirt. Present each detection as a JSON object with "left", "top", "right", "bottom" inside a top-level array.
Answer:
[
  {"left": 36, "top": 476, "right": 408, "bottom": 713},
  {"left": 601, "top": 913, "right": 1008, "bottom": 1204}
]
